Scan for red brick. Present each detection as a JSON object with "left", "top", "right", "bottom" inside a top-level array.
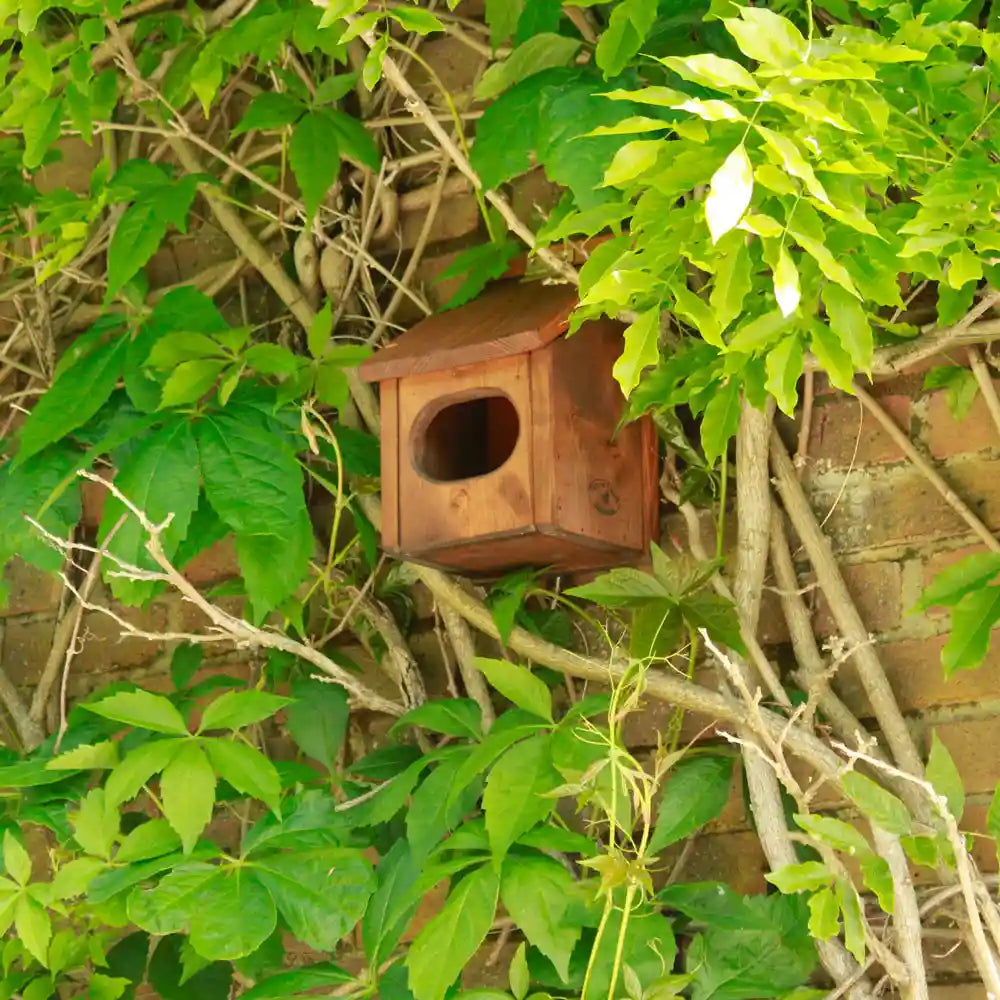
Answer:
[
  {"left": 656, "top": 830, "right": 767, "bottom": 895},
  {"left": 3, "top": 604, "right": 166, "bottom": 684},
  {"left": 1, "top": 560, "right": 61, "bottom": 616},
  {"left": 80, "top": 478, "right": 108, "bottom": 529},
  {"left": 181, "top": 537, "right": 240, "bottom": 585},
  {"left": 813, "top": 561, "right": 902, "bottom": 637},
  {"left": 929, "top": 986, "right": 989, "bottom": 1000},
  {"left": 807, "top": 394, "right": 910, "bottom": 466},
  {"left": 811, "top": 458, "right": 1000, "bottom": 554},
  {"left": 925, "top": 381, "right": 1000, "bottom": 460},
  {"left": 836, "top": 634, "right": 1000, "bottom": 717}
]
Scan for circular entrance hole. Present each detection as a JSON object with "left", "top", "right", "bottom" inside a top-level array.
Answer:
[{"left": 413, "top": 393, "right": 520, "bottom": 482}]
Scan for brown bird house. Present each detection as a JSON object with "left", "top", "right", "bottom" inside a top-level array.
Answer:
[{"left": 360, "top": 280, "right": 659, "bottom": 575}]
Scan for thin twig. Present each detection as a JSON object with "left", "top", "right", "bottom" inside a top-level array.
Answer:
[{"left": 968, "top": 346, "right": 1000, "bottom": 439}]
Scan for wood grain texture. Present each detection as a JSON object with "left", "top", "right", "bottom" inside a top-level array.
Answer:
[
  {"left": 359, "top": 280, "right": 579, "bottom": 381},
  {"left": 397, "top": 355, "right": 535, "bottom": 551},
  {"left": 380, "top": 378, "right": 400, "bottom": 550}
]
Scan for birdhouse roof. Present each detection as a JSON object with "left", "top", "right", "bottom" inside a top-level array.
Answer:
[{"left": 359, "top": 279, "right": 579, "bottom": 382}]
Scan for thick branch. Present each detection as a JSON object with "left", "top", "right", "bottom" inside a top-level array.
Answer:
[{"left": 769, "top": 430, "right": 924, "bottom": 780}]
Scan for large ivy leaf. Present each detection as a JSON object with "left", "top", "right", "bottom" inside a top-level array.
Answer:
[
  {"left": 392, "top": 698, "right": 483, "bottom": 742},
  {"left": 235, "top": 506, "right": 314, "bottom": 621},
  {"left": 406, "top": 750, "right": 480, "bottom": 861},
  {"left": 476, "top": 34, "right": 581, "bottom": 100},
  {"left": 84, "top": 690, "right": 188, "bottom": 735},
  {"left": 197, "top": 409, "right": 305, "bottom": 538},
  {"left": 204, "top": 739, "right": 282, "bottom": 815},
  {"left": 474, "top": 658, "right": 552, "bottom": 721},
  {"left": 98, "top": 421, "right": 201, "bottom": 605},
  {"left": 252, "top": 847, "right": 374, "bottom": 951},
  {"left": 362, "top": 840, "right": 423, "bottom": 967},
  {"left": 841, "top": 773, "right": 911, "bottom": 835},
  {"left": 106, "top": 181, "right": 198, "bottom": 300},
  {"left": 649, "top": 754, "right": 734, "bottom": 852},
  {"left": 239, "top": 963, "right": 352, "bottom": 1000},
  {"left": 613, "top": 307, "right": 660, "bottom": 398},
  {"left": 148, "top": 934, "right": 232, "bottom": 1000},
  {"left": 285, "top": 677, "right": 349, "bottom": 770},
  {"left": 407, "top": 864, "right": 500, "bottom": 1000},
  {"left": 942, "top": 585, "right": 1000, "bottom": 676},
  {"left": 160, "top": 742, "right": 217, "bottom": 852},
  {"left": 15, "top": 335, "right": 128, "bottom": 465},
  {"left": 189, "top": 870, "right": 277, "bottom": 961},
  {"left": 596, "top": 0, "right": 658, "bottom": 78},
  {"left": 290, "top": 111, "right": 340, "bottom": 220},
  {"left": 483, "top": 733, "right": 560, "bottom": 862},
  {"left": 500, "top": 853, "right": 583, "bottom": 981}
]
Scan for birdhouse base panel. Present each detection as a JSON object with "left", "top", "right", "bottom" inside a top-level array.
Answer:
[{"left": 386, "top": 525, "right": 645, "bottom": 577}]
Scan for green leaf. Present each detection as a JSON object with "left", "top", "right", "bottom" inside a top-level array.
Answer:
[
  {"left": 235, "top": 507, "right": 314, "bottom": 622},
  {"left": 47, "top": 739, "right": 119, "bottom": 771},
  {"left": 483, "top": 733, "right": 560, "bottom": 863},
  {"left": 596, "top": 0, "right": 657, "bottom": 78},
  {"left": 99, "top": 421, "right": 201, "bottom": 605},
  {"left": 942, "top": 586, "right": 1000, "bottom": 676},
  {"left": 793, "top": 814, "right": 870, "bottom": 857},
  {"left": 705, "top": 145, "right": 753, "bottom": 243},
  {"left": 362, "top": 34, "right": 388, "bottom": 90},
  {"left": 630, "top": 600, "right": 684, "bottom": 662},
  {"left": 159, "top": 359, "right": 228, "bottom": 408},
  {"left": 837, "top": 878, "right": 866, "bottom": 964},
  {"left": 765, "top": 861, "right": 833, "bottom": 894},
  {"left": 918, "top": 552, "right": 1000, "bottom": 610},
  {"left": 290, "top": 111, "right": 340, "bottom": 220},
  {"left": 860, "top": 855, "right": 894, "bottom": 914},
  {"left": 822, "top": 285, "right": 873, "bottom": 373},
  {"left": 392, "top": 699, "right": 483, "bottom": 741},
  {"left": 724, "top": 8, "right": 807, "bottom": 67},
  {"left": 661, "top": 53, "right": 758, "bottom": 92},
  {"left": 390, "top": 6, "right": 445, "bottom": 34},
  {"left": 649, "top": 755, "right": 734, "bottom": 852},
  {"left": 473, "top": 658, "right": 552, "bottom": 721},
  {"left": 285, "top": 677, "right": 349, "bottom": 769},
  {"left": 232, "top": 92, "right": 305, "bottom": 135},
  {"left": 407, "top": 751, "right": 480, "bottom": 860},
  {"left": 15, "top": 897, "right": 51, "bottom": 966},
  {"left": 773, "top": 247, "right": 800, "bottom": 318},
  {"left": 764, "top": 334, "right": 803, "bottom": 416},
  {"left": 199, "top": 691, "right": 291, "bottom": 732},
  {"left": 486, "top": 0, "right": 524, "bottom": 43},
  {"left": 106, "top": 738, "right": 184, "bottom": 805},
  {"left": 948, "top": 248, "right": 982, "bottom": 290},
  {"left": 116, "top": 820, "right": 182, "bottom": 863},
  {"left": 107, "top": 185, "right": 197, "bottom": 300},
  {"left": 407, "top": 864, "right": 500, "bottom": 1000},
  {"left": 682, "top": 592, "right": 746, "bottom": 653},
  {"left": 500, "top": 853, "right": 582, "bottom": 981},
  {"left": 924, "top": 365, "right": 979, "bottom": 422},
  {"left": 307, "top": 301, "right": 333, "bottom": 358},
  {"left": 204, "top": 739, "right": 282, "bottom": 815},
  {"left": 566, "top": 567, "right": 670, "bottom": 607},
  {"left": 253, "top": 847, "right": 374, "bottom": 951},
  {"left": 189, "top": 870, "right": 276, "bottom": 961},
  {"left": 239, "top": 963, "right": 352, "bottom": 1000},
  {"left": 363, "top": 841, "right": 422, "bottom": 966},
  {"left": 809, "top": 321, "right": 856, "bottom": 394},
  {"left": 23, "top": 98, "right": 63, "bottom": 170},
  {"left": 16, "top": 335, "right": 128, "bottom": 464},
  {"left": 161, "top": 742, "right": 216, "bottom": 852},
  {"left": 148, "top": 933, "right": 232, "bottom": 1000},
  {"left": 128, "top": 865, "right": 221, "bottom": 935},
  {"left": 437, "top": 240, "right": 520, "bottom": 311},
  {"left": 324, "top": 108, "right": 380, "bottom": 171},
  {"left": 3, "top": 832, "right": 30, "bottom": 886},
  {"left": 700, "top": 379, "right": 740, "bottom": 466},
  {"left": 197, "top": 410, "right": 305, "bottom": 538},
  {"left": 509, "top": 942, "right": 529, "bottom": 1000},
  {"left": 475, "top": 34, "right": 581, "bottom": 101},
  {"left": 807, "top": 887, "right": 839, "bottom": 940},
  {"left": 841, "top": 772, "right": 912, "bottom": 835},
  {"left": 603, "top": 139, "right": 663, "bottom": 187},
  {"left": 926, "top": 731, "right": 965, "bottom": 821},
  {"left": 71, "top": 788, "right": 118, "bottom": 858},
  {"left": 613, "top": 307, "right": 661, "bottom": 397},
  {"left": 85, "top": 690, "right": 188, "bottom": 735}
]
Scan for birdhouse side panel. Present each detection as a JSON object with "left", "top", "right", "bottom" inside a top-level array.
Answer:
[
  {"left": 534, "top": 322, "right": 657, "bottom": 554},
  {"left": 395, "top": 355, "right": 536, "bottom": 554}
]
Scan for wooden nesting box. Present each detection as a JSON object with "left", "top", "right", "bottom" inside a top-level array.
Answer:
[{"left": 360, "top": 280, "right": 659, "bottom": 575}]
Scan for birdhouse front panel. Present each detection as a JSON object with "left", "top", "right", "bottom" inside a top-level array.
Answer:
[{"left": 395, "top": 353, "right": 534, "bottom": 553}]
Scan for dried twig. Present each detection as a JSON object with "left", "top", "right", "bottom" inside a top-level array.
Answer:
[{"left": 968, "top": 346, "right": 1000, "bottom": 440}]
